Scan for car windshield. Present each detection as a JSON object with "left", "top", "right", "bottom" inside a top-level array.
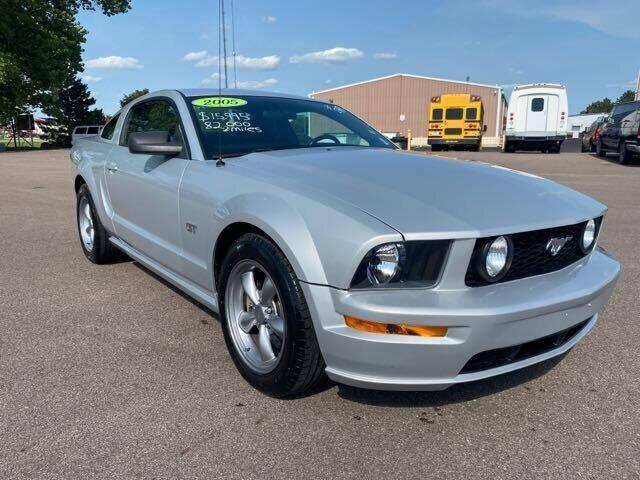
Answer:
[{"left": 187, "top": 95, "right": 396, "bottom": 159}]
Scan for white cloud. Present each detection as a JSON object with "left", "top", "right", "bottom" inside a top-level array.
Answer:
[
  {"left": 606, "top": 79, "right": 637, "bottom": 88},
  {"left": 201, "top": 72, "right": 225, "bottom": 85},
  {"left": 85, "top": 56, "right": 143, "bottom": 70},
  {"left": 80, "top": 75, "right": 102, "bottom": 83},
  {"left": 263, "top": 15, "right": 277, "bottom": 23},
  {"left": 373, "top": 52, "right": 397, "bottom": 60},
  {"left": 184, "top": 50, "right": 208, "bottom": 61},
  {"left": 483, "top": 0, "right": 640, "bottom": 40},
  {"left": 195, "top": 55, "right": 280, "bottom": 70},
  {"left": 236, "top": 78, "right": 278, "bottom": 89},
  {"left": 290, "top": 47, "right": 364, "bottom": 64}
]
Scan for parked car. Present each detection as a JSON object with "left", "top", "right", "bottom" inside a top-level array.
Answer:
[
  {"left": 72, "top": 125, "right": 103, "bottom": 145},
  {"left": 581, "top": 117, "right": 606, "bottom": 152},
  {"left": 503, "top": 83, "right": 568, "bottom": 153},
  {"left": 70, "top": 89, "right": 620, "bottom": 396},
  {"left": 596, "top": 101, "right": 640, "bottom": 164}
]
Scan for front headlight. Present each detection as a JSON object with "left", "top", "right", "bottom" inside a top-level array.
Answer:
[
  {"left": 580, "top": 219, "right": 597, "bottom": 253},
  {"left": 350, "top": 240, "right": 451, "bottom": 289},
  {"left": 366, "top": 243, "right": 404, "bottom": 285}
]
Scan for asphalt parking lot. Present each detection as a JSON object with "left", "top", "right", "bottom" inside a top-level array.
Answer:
[{"left": 1, "top": 149, "right": 639, "bottom": 479}]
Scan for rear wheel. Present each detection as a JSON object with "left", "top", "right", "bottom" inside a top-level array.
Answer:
[
  {"left": 618, "top": 141, "right": 631, "bottom": 164},
  {"left": 430, "top": 145, "right": 441, "bottom": 152},
  {"left": 470, "top": 143, "right": 480, "bottom": 152},
  {"left": 218, "top": 233, "right": 325, "bottom": 397},
  {"left": 76, "top": 184, "right": 117, "bottom": 264},
  {"left": 596, "top": 139, "right": 606, "bottom": 157}
]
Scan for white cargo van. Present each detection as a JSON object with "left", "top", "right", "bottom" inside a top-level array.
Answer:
[{"left": 503, "top": 84, "right": 568, "bottom": 153}]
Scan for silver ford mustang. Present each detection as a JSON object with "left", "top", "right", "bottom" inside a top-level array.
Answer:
[{"left": 70, "top": 89, "right": 620, "bottom": 396}]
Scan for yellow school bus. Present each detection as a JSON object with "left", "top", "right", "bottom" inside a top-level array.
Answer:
[{"left": 428, "top": 94, "right": 484, "bottom": 151}]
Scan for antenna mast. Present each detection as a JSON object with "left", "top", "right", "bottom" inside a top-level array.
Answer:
[
  {"left": 221, "top": 0, "right": 229, "bottom": 88},
  {"left": 230, "top": 0, "right": 238, "bottom": 87}
]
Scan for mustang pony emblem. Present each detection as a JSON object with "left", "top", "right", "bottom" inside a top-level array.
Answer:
[{"left": 546, "top": 236, "right": 572, "bottom": 256}]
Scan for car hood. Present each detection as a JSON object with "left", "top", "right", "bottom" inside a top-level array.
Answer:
[{"left": 235, "top": 147, "right": 606, "bottom": 239}]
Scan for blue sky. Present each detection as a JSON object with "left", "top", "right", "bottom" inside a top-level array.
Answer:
[{"left": 78, "top": 0, "right": 639, "bottom": 115}]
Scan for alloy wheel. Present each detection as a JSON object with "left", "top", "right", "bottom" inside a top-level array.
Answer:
[
  {"left": 78, "top": 196, "right": 95, "bottom": 252},
  {"left": 225, "top": 260, "right": 286, "bottom": 374}
]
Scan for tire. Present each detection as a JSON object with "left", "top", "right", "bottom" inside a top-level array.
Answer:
[
  {"left": 596, "top": 140, "right": 606, "bottom": 157},
  {"left": 218, "top": 233, "right": 326, "bottom": 397},
  {"left": 470, "top": 143, "right": 480, "bottom": 152},
  {"left": 76, "top": 184, "right": 117, "bottom": 264},
  {"left": 590, "top": 141, "right": 596, "bottom": 153},
  {"left": 618, "top": 142, "right": 631, "bottom": 165},
  {"left": 430, "top": 145, "right": 441, "bottom": 152}
]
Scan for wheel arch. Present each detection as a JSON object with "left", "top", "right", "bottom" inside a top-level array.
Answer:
[
  {"left": 211, "top": 213, "right": 328, "bottom": 293},
  {"left": 213, "top": 222, "right": 271, "bottom": 286},
  {"left": 74, "top": 174, "right": 87, "bottom": 193}
]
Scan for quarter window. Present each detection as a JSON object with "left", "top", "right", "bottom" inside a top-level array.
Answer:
[
  {"left": 531, "top": 98, "right": 544, "bottom": 112},
  {"left": 75, "top": 127, "right": 87, "bottom": 134},
  {"left": 445, "top": 108, "right": 463, "bottom": 120},
  {"left": 122, "top": 100, "right": 182, "bottom": 145},
  {"left": 432, "top": 108, "right": 443, "bottom": 120},
  {"left": 87, "top": 127, "right": 99, "bottom": 135},
  {"left": 101, "top": 113, "right": 120, "bottom": 140},
  {"left": 466, "top": 108, "right": 477, "bottom": 120}
]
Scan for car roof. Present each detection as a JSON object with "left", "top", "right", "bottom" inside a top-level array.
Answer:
[{"left": 176, "top": 88, "right": 316, "bottom": 101}]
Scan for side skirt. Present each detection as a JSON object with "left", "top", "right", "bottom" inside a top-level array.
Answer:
[{"left": 109, "top": 236, "right": 220, "bottom": 314}]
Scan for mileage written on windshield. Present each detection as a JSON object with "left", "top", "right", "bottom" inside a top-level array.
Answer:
[{"left": 195, "top": 110, "right": 263, "bottom": 133}]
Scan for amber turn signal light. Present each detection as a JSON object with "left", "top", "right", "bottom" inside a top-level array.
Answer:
[{"left": 344, "top": 316, "right": 448, "bottom": 337}]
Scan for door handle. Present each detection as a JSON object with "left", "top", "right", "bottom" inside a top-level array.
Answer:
[{"left": 107, "top": 164, "right": 118, "bottom": 173}]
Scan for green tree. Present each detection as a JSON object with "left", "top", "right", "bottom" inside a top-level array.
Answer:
[
  {"left": 0, "top": 0, "right": 130, "bottom": 129},
  {"left": 120, "top": 89, "right": 150, "bottom": 108},
  {"left": 581, "top": 98, "right": 614, "bottom": 114},
  {"left": 42, "top": 77, "right": 105, "bottom": 147},
  {"left": 616, "top": 90, "right": 636, "bottom": 104}
]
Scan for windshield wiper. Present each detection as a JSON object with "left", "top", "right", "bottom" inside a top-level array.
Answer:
[{"left": 216, "top": 147, "right": 277, "bottom": 160}]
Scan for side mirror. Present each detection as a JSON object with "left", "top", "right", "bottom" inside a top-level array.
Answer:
[
  {"left": 128, "top": 131, "right": 183, "bottom": 156},
  {"left": 483, "top": 125, "right": 488, "bottom": 132}
]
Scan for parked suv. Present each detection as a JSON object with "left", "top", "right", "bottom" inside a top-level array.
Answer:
[
  {"left": 596, "top": 101, "right": 640, "bottom": 164},
  {"left": 581, "top": 117, "right": 606, "bottom": 153}
]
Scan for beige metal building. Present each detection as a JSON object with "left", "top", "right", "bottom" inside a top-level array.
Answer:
[{"left": 310, "top": 73, "right": 507, "bottom": 147}]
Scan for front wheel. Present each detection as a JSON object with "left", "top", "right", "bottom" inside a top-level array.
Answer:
[
  {"left": 218, "top": 233, "right": 325, "bottom": 397},
  {"left": 76, "top": 184, "right": 117, "bottom": 264}
]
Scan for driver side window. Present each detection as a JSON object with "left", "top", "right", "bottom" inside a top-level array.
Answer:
[{"left": 121, "top": 100, "right": 183, "bottom": 145}]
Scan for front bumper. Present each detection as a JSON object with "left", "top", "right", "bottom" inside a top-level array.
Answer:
[
  {"left": 626, "top": 142, "right": 640, "bottom": 154},
  {"left": 302, "top": 246, "right": 620, "bottom": 391}
]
